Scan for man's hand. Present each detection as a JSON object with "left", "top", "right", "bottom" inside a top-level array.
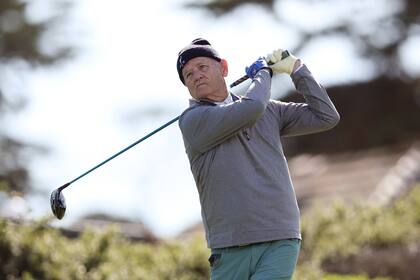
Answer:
[
  {"left": 245, "top": 57, "right": 273, "bottom": 79},
  {"left": 266, "top": 49, "right": 300, "bottom": 75}
]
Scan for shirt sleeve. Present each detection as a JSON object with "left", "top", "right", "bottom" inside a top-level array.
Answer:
[
  {"left": 274, "top": 65, "right": 340, "bottom": 137},
  {"left": 292, "top": 64, "right": 304, "bottom": 74},
  {"left": 179, "top": 70, "right": 272, "bottom": 153}
]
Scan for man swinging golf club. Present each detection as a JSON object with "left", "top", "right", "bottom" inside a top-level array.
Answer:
[{"left": 177, "top": 38, "right": 340, "bottom": 280}]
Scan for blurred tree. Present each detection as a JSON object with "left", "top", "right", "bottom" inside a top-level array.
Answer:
[
  {"left": 187, "top": 0, "right": 419, "bottom": 79},
  {"left": 186, "top": 0, "right": 420, "bottom": 154},
  {"left": 0, "top": 0, "right": 74, "bottom": 194},
  {"left": 187, "top": 0, "right": 275, "bottom": 15}
]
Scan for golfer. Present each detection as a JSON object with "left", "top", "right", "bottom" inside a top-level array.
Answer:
[{"left": 177, "top": 38, "right": 339, "bottom": 280}]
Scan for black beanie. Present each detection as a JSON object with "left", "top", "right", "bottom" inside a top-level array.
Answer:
[{"left": 177, "top": 38, "right": 221, "bottom": 84}]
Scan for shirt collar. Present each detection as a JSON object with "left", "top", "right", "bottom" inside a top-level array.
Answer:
[{"left": 213, "top": 93, "right": 233, "bottom": 105}]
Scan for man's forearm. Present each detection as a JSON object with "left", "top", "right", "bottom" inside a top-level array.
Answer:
[
  {"left": 278, "top": 65, "right": 340, "bottom": 137},
  {"left": 291, "top": 65, "right": 340, "bottom": 127}
]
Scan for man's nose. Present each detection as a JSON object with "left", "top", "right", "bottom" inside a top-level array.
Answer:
[{"left": 192, "top": 70, "right": 203, "bottom": 82}]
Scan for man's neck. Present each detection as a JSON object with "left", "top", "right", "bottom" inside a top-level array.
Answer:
[
  {"left": 194, "top": 91, "right": 230, "bottom": 104},
  {"left": 204, "top": 90, "right": 229, "bottom": 102}
]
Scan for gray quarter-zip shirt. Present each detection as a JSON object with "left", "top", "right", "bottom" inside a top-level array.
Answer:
[{"left": 179, "top": 65, "right": 340, "bottom": 249}]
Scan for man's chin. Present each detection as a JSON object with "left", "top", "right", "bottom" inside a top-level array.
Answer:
[
  {"left": 196, "top": 89, "right": 211, "bottom": 99},
  {"left": 196, "top": 84, "right": 208, "bottom": 90}
]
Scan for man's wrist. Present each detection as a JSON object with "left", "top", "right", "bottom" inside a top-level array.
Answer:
[{"left": 292, "top": 59, "right": 302, "bottom": 73}]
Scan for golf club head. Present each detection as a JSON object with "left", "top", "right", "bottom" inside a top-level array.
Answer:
[{"left": 50, "top": 188, "right": 66, "bottom": 219}]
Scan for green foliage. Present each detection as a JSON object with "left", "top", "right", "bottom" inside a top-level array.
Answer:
[
  {"left": 300, "top": 186, "right": 420, "bottom": 264},
  {"left": 1, "top": 185, "right": 419, "bottom": 279},
  {"left": 323, "top": 274, "right": 391, "bottom": 280},
  {"left": 0, "top": 219, "right": 210, "bottom": 280},
  {"left": 292, "top": 263, "right": 392, "bottom": 280},
  {"left": 0, "top": 180, "right": 10, "bottom": 192}
]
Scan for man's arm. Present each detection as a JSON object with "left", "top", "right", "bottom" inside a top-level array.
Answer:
[
  {"left": 276, "top": 65, "right": 340, "bottom": 137},
  {"left": 179, "top": 70, "right": 271, "bottom": 153}
]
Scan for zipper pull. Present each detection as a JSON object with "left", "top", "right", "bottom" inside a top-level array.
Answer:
[{"left": 244, "top": 130, "right": 250, "bottom": 140}]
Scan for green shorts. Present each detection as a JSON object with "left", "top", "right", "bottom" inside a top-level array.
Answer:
[{"left": 208, "top": 239, "right": 300, "bottom": 280}]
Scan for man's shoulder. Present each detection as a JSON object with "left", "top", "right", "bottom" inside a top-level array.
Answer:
[{"left": 179, "top": 100, "right": 216, "bottom": 125}]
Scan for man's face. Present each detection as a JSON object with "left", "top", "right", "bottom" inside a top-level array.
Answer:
[{"left": 182, "top": 57, "right": 228, "bottom": 102}]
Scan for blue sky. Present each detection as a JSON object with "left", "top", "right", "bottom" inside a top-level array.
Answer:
[{"left": 3, "top": 0, "right": 419, "bottom": 237}]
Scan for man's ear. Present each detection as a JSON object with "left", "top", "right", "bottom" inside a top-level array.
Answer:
[{"left": 220, "top": 59, "right": 228, "bottom": 77}]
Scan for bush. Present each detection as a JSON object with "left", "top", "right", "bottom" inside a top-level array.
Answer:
[
  {"left": 300, "top": 186, "right": 420, "bottom": 263},
  {"left": 0, "top": 219, "right": 210, "bottom": 279},
  {"left": 323, "top": 274, "right": 391, "bottom": 280},
  {"left": 0, "top": 185, "right": 419, "bottom": 279}
]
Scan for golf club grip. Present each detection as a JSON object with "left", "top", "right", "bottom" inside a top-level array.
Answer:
[{"left": 229, "top": 50, "right": 290, "bottom": 88}]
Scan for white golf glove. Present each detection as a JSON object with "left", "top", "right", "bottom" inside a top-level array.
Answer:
[{"left": 266, "top": 49, "right": 298, "bottom": 75}]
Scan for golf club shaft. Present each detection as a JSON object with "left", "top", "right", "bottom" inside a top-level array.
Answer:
[
  {"left": 229, "top": 50, "right": 290, "bottom": 88},
  {"left": 59, "top": 115, "right": 180, "bottom": 191}
]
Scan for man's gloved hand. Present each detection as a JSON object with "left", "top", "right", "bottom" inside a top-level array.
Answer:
[
  {"left": 266, "top": 49, "right": 298, "bottom": 75},
  {"left": 245, "top": 57, "right": 273, "bottom": 79}
]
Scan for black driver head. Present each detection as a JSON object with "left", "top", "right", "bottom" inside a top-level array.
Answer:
[{"left": 50, "top": 188, "right": 66, "bottom": 219}]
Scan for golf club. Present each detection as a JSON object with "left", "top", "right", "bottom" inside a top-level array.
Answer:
[
  {"left": 50, "top": 50, "right": 290, "bottom": 220},
  {"left": 50, "top": 115, "right": 180, "bottom": 219}
]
